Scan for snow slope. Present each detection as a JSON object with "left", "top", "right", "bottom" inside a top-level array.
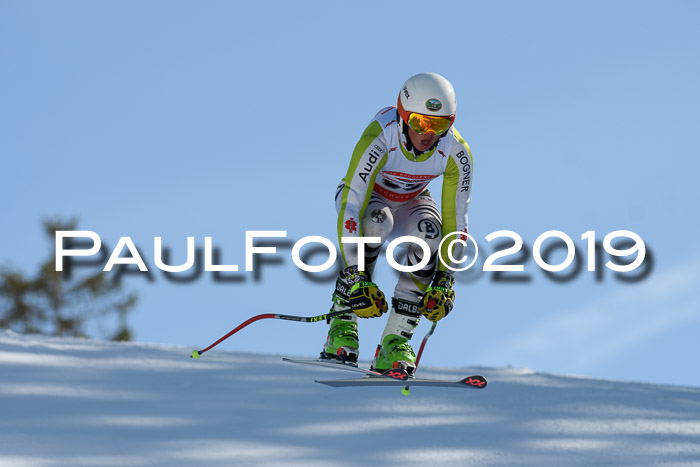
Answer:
[{"left": 1, "top": 330, "right": 699, "bottom": 466}]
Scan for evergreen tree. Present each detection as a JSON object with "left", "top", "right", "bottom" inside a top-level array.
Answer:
[{"left": 0, "top": 219, "right": 136, "bottom": 341}]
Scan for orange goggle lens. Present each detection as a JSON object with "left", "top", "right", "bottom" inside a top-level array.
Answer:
[{"left": 407, "top": 113, "right": 453, "bottom": 135}]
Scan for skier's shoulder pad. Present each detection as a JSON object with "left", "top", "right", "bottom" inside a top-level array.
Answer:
[
  {"left": 450, "top": 127, "right": 472, "bottom": 157},
  {"left": 372, "top": 106, "right": 399, "bottom": 131}
]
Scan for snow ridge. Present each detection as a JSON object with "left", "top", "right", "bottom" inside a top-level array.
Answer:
[{"left": 1, "top": 330, "right": 699, "bottom": 466}]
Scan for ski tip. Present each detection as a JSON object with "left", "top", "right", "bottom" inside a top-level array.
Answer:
[
  {"left": 191, "top": 350, "right": 202, "bottom": 359},
  {"left": 459, "top": 375, "right": 487, "bottom": 389}
]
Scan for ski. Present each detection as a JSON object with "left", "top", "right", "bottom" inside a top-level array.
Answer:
[
  {"left": 315, "top": 374, "right": 487, "bottom": 389},
  {"left": 282, "top": 357, "right": 405, "bottom": 379},
  {"left": 282, "top": 357, "right": 487, "bottom": 390}
]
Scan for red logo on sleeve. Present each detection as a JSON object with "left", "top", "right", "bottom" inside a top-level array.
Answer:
[{"left": 345, "top": 218, "right": 358, "bottom": 233}]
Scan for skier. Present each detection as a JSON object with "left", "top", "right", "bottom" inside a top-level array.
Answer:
[{"left": 322, "top": 72, "right": 474, "bottom": 376}]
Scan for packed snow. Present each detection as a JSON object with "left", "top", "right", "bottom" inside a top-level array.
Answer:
[{"left": 1, "top": 330, "right": 699, "bottom": 466}]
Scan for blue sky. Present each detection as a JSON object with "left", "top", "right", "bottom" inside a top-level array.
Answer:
[{"left": 2, "top": 1, "right": 699, "bottom": 387}]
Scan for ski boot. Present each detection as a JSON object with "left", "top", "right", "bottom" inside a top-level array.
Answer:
[
  {"left": 371, "top": 298, "right": 421, "bottom": 376},
  {"left": 320, "top": 268, "right": 362, "bottom": 363},
  {"left": 321, "top": 313, "right": 359, "bottom": 363}
]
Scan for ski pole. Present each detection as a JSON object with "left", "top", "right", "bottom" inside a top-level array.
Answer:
[
  {"left": 402, "top": 321, "right": 437, "bottom": 396},
  {"left": 414, "top": 321, "right": 437, "bottom": 368},
  {"left": 190, "top": 309, "right": 350, "bottom": 359}
]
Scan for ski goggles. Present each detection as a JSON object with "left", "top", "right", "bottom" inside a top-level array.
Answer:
[{"left": 406, "top": 112, "right": 454, "bottom": 135}]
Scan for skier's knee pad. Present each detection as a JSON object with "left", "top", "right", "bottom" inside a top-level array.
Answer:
[{"left": 361, "top": 206, "right": 394, "bottom": 239}]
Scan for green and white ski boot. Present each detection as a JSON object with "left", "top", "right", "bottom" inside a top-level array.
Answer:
[
  {"left": 371, "top": 298, "right": 421, "bottom": 376},
  {"left": 320, "top": 268, "right": 365, "bottom": 363}
]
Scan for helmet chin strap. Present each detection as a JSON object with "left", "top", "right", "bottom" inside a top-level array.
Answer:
[{"left": 400, "top": 119, "right": 418, "bottom": 154}]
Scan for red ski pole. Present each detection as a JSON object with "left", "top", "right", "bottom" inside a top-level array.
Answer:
[
  {"left": 414, "top": 321, "right": 437, "bottom": 368},
  {"left": 191, "top": 309, "right": 349, "bottom": 359}
]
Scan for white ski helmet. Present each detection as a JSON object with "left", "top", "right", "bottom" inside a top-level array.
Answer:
[{"left": 397, "top": 72, "right": 457, "bottom": 127}]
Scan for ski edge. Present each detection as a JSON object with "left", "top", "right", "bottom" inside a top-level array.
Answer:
[{"left": 282, "top": 357, "right": 378, "bottom": 376}]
